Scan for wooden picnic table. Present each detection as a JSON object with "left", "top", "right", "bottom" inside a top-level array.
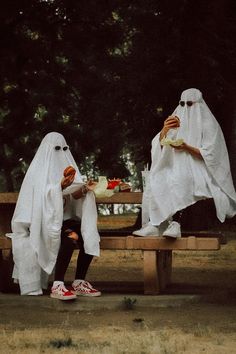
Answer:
[{"left": 0, "top": 192, "right": 224, "bottom": 294}]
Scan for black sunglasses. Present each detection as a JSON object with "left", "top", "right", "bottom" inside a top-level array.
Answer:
[
  {"left": 55, "top": 146, "right": 69, "bottom": 151},
  {"left": 179, "top": 101, "right": 196, "bottom": 107}
]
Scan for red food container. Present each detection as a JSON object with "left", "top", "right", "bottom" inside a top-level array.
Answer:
[{"left": 107, "top": 179, "right": 121, "bottom": 189}]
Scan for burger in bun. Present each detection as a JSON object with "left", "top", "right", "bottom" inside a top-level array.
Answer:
[{"left": 63, "top": 166, "right": 76, "bottom": 178}]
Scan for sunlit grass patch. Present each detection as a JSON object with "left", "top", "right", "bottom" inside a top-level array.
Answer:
[{"left": 1, "top": 326, "right": 236, "bottom": 354}]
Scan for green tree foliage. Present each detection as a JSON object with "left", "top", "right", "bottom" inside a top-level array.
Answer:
[
  {"left": 0, "top": 0, "right": 130, "bottom": 190},
  {"left": 0, "top": 0, "right": 236, "bottom": 191},
  {"left": 117, "top": 0, "right": 236, "bottom": 155}
]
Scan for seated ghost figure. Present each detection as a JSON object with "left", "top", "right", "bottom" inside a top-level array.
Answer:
[
  {"left": 10, "top": 132, "right": 101, "bottom": 299},
  {"left": 133, "top": 88, "right": 236, "bottom": 237}
]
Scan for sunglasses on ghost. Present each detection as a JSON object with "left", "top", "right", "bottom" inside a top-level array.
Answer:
[
  {"left": 55, "top": 146, "right": 69, "bottom": 151},
  {"left": 179, "top": 101, "right": 196, "bottom": 107}
]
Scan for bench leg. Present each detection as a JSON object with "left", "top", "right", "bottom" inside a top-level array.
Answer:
[
  {"left": 0, "top": 249, "right": 15, "bottom": 293},
  {"left": 158, "top": 250, "right": 172, "bottom": 290},
  {"left": 0, "top": 250, "right": 3, "bottom": 291},
  {"left": 143, "top": 250, "right": 160, "bottom": 295},
  {"left": 165, "top": 250, "right": 172, "bottom": 285},
  {"left": 143, "top": 250, "right": 173, "bottom": 295}
]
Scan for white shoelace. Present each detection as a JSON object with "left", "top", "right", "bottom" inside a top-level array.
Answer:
[
  {"left": 53, "top": 283, "right": 68, "bottom": 294},
  {"left": 74, "top": 280, "right": 93, "bottom": 291}
]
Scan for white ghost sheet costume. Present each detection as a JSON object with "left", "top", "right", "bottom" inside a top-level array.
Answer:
[
  {"left": 143, "top": 88, "right": 236, "bottom": 227},
  {"left": 10, "top": 132, "right": 100, "bottom": 295}
]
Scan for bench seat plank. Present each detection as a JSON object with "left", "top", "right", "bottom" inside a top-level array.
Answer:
[
  {"left": 0, "top": 237, "right": 11, "bottom": 250},
  {"left": 0, "top": 193, "right": 18, "bottom": 204},
  {"left": 100, "top": 235, "right": 220, "bottom": 250},
  {"left": 0, "top": 234, "right": 220, "bottom": 252},
  {"left": 96, "top": 192, "right": 142, "bottom": 204},
  {"left": 0, "top": 192, "right": 142, "bottom": 204}
]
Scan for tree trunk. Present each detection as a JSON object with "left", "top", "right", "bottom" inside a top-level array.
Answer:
[{"left": 3, "top": 168, "right": 14, "bottom": 192}]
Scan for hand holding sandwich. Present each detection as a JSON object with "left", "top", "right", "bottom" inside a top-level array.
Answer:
[{"left": 160, "top": 116, "right": 180, "bottom": 141}]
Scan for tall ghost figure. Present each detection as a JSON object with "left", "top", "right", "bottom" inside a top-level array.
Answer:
[{"left": 134, "top": 88, "right": 236, "bottom": 237}]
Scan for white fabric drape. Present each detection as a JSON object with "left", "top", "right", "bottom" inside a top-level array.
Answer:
[
  {"left": 10, "top": 132, "right": 100, "bottom": 295},
  {"left": 146, "top": 88, "right": 236, "bottom": 226}
]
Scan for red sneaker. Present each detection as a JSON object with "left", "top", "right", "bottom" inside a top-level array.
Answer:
[
  {"left": 72, "top": 280, "right": 101, "bottom": 297},
  {"left": 50, "top": 283, "right": 76, "bottom": 301}
]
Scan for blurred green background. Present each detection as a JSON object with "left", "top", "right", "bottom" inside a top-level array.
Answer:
[{"left": 0, "top": 0, "right": 236, "bottom": 191}]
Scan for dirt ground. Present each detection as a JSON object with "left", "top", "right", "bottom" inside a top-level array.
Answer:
[{"left": 0, "top": 217, "right": 236, "bottom": 353}]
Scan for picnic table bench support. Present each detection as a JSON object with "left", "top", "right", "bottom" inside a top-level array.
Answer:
[
  {"left": 158, "top": 250, "right": 172, "bottom": 290},
  {"left": 143, "top": 250, "right": 172, "bottom": 295},
  {"left": 143, "top": 251, "right": 160, "bottom": 295},
  {"left": 0, "top": 248, "right": 14, "bottom": 292}
]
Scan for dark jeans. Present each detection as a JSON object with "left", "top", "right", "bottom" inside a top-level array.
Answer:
[
  {"left": 54, "top": 219, "right": 93, "bottom": 282},
  {"left": 173, "top": 198, "right": 217, "bottom": 230}
]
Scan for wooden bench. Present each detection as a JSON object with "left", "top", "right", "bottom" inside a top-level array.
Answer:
[{"left": 0, "top": 192, "right": 225, "bottom": 294}]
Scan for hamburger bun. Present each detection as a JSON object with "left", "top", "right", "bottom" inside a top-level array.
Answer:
[
  {"left": 175, "top": 116, "right": 180, "bottom": 126},
  {"left": 63, "top": 166, "right": 76, "bottom": 178}
]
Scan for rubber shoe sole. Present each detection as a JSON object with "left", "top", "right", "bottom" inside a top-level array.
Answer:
[
  {"left": 50, "top": 293, "right": 77, "bottom": 301},
  {"left": 133, "top": 229, "right": 159, "bottom": 237},
  {"left": 72, "top": 290, "right": 101, "bottom": 297},
  {"left": 132, "top": 230, "right": 147, "bottom": 237}
]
